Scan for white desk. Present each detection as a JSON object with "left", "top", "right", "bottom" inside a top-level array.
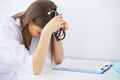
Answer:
[{"left": 19, "top": 68, "right": 120, "bottom": 80}]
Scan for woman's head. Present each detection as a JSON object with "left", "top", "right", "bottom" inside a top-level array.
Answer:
[
  {"left": 24, "top": 0, "right": 57, "bottom": 29},
  {"left": 13, "top": 0, "right": 57, "bottom": 50},
  {"left": 25, "top": 0, "right": 57, "bottom": 38}
]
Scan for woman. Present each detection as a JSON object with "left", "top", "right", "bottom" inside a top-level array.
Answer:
[{"left": 0, "top": 0, "right": 68, "bottom": 79}]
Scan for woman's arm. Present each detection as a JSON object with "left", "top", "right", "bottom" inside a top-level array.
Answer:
[
  {"left": 53, "top": 40, "right": 64, "bottom": 64},
  {"left": 51, "top": 36, "right": 64, "bottom": 64},
  {"left": 33, "top": 30, "right": 52, "bottom": 75},
  {"left": 32, "top": 15, "right": 65, "bottom": 75},
  {"left": 51, "top": 21, "right": 68, "bottom": 65}
]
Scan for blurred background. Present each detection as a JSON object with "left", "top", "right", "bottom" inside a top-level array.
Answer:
[{"left": 0, "top": 0, "right": 120, "bottom": 61}]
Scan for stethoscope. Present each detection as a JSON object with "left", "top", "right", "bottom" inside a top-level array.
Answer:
[{"left": 48, "top": 7, "right": 66, "bottom": 41}]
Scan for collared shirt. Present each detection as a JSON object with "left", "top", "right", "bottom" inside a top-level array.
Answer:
[{"left": 0, "top": 17, "right": 51, "bottom": 80}]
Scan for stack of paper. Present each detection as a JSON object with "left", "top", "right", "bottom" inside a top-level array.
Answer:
[{"left": 52, "top": 58, "right": 112, "bottom": 74}]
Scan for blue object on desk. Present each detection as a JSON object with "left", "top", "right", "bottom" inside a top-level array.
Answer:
[
  {"left": 112, "top": 62, "right": 120, "bottom": 75},
  {"left": 52, "top": 59, "right": 112, "bottom": 74},
  {"left": 52, "top": 65, "right": 112, "bottom": 74}
]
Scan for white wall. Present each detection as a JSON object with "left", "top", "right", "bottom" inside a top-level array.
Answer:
[
  {"left": 0, "top": 0, "right": 120, "bottom": 61},
  {"left": 60, "top": 0, "right": 120, "bottom": 61},
  {"left": 0, "top": 0, "right": 34, "bottom": 21}
]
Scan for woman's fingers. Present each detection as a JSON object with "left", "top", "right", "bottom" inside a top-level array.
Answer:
[
  {"left": 62, "top": 21, "right": 68, "bottom": 30},
  {"left": 44, "top": 14, "right": 68, "bottom": 33},
  {"left": 57, "top": 15, "right": 69, "bottom": 30}
]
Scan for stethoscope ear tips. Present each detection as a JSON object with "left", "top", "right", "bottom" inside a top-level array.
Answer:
[
  {"left": 48, "top": 12, "right": 51, "bottom": 15},
  {"left": 48, "top": 10, "right": 56, "bottom": 15},
  {"left": 48, "top": 6, "right": 63, "bottom": 16}
]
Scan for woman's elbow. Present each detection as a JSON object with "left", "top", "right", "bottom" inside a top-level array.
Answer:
[
  {"left": 33, "top": 64, "right": 42, "bottom": 75},
  {"left": 33, "top": 69, "right": 42, "bottom": 75},
  {"left": 55, "top": 59, "right": 63, "bottom": 65}
]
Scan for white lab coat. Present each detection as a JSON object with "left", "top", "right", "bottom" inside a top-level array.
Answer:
[{"left": 0, "top": 17, "right": 51, "bottom": 80}]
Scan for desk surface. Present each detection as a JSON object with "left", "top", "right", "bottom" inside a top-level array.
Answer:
[{"left": 19, "top": 68, "right": 120, "bottom": 80}]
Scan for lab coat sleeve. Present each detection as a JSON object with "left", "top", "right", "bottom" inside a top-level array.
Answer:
[{"left": 0, "top": 26, "right": 33, "bottom": 74}]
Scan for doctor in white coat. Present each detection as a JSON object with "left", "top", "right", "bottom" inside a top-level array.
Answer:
[{"left": 0, "top": 0, "right": 68, "bottom": 80}]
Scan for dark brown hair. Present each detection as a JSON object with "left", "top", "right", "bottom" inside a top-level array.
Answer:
[{"left": 13, "top": 0, "right": 57, "bottom": 50}]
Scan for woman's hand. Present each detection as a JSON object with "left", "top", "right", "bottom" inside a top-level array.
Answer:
[{"left": 43, "top": 15, "right": 65, "bottom": 34}]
